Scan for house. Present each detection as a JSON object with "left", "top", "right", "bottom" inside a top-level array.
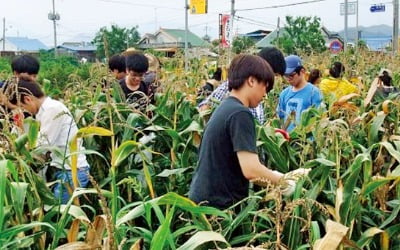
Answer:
[
  {"left": 0, "top": 36, "right": 48, "bottom": 54},
  {"left": 137, "top": 28, "right": 210, "bottom": 57},
  {"left": 241, "top": 29, "right": 272, "bottom": 43},
  {"left": 52, "top": 42, "right": 97, "bottom": 62},
  {"left": 255, "top": 26, "right": 344, "bottom": 49}
]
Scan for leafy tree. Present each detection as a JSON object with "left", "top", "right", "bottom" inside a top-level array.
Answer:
[
  {"left": 232, "top": 36, "right": 255, "bottom": 54},
  {"left": 273, "top": 16, "right": 326, "bottom": 55},
  {"left": 92, "top": 24, "right": 140, "bottom": 59}
]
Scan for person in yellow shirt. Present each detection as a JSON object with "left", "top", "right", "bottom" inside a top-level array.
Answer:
[{"left": 319, "top": 62, "right": 358, "bottom": 100}]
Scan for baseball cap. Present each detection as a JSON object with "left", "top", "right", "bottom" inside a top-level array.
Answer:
[{"left": 284, "top": 55, "right": 303, "bottom": 75}]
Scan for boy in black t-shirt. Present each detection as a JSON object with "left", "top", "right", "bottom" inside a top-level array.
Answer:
[
  {"left": 119, "top": 52, "right": 155, "bottom": 110},
  {"left": 189, "top": 54, "right": 310, "bottom": 209},
  {"left": 1, "top": 55, "right": 40, "bottom": 122}
]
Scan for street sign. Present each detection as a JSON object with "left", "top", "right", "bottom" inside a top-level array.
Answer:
[
  {"left": 329, "top": 40, "right": 343, "bottom": 54},
  {"left": 370, "top": 4, "right": 385, "bottom": 13},
  {"left": 190, "top": 0, "right": 208, "bottom": 14},
  {"left": 340, "top": 1, "right": 357, "bottom": 16}
]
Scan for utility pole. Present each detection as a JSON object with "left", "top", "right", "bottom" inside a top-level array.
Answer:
[
  {"left": 48, "top": 0, "right": 60, "bottom": 56},
  {"left": 2, "top": 17, "right": 5, "bottom": 52},
  {"left": 154, "top": 8, "right": 158, "bottom": 32},
  {"left": 355, "top": 0, "right": 359, "bottom": 49},
  {"left": 393, "top": 0, "right": 399, "bottom": 54},
  {"left": 276, "top": 17, "right": 280, "bottom": 47},
  {"left": 184, "top": 0, "right": 189, "bottom": 71},
  {"left": 229, "top": 0, "right": 235, "bottom": 62},
  {"left": 344, "top": 0, "right": 348, "bottom": 50}
]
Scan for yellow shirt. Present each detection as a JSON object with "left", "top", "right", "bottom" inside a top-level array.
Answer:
[{"left": 319, "top": 77, "right": 358, "bottom": 100}]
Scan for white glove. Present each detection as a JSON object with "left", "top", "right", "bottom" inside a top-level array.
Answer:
[
  {"left": 283, "top": 168, "right": 311, "bottom": 181},
  {"left": 281, "top": 179, "right": 296, "bottom": 196},
  {"left": 280, "top": 168, "right": 311, "bottom": 196}
]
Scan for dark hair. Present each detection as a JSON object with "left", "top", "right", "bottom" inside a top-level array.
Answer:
[
  {"left": 125, "top": 53, "right": 149, "bottom": 73},
  {"left": 257, "top": 47, "right": 286, "bottom": 76},
  {"left": 108, "top": 54, "right": 126, "bottom": 73},
  {"left": 212, "top": 67, "right": 222, "bottom": 81},
  {"left": 308, "top": 69, "right": 321, "bottom": 85},
  {"left": 228, "top": 54, "right": 274, "bottom": 92},
  {"left": 379, "top": 70, "right": 392, "bottom": 86},
  {"left": 8, "top": 80, "right": 44, "bottom": 105},
  {"left": 11, "top": 55, "right": 40, "bottom": 75},
  {"left": 329, "top": 61, "right": 345, "bottom": 78}
]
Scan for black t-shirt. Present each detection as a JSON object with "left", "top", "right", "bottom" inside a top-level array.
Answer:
[
  {"left": 119, "top": 78, "right": 154, "bottom": 109},
  {"left": 189, "top": 96, "right": 257, "bottom": 209}
]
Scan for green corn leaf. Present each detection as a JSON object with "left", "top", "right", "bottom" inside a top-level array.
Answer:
[
  {"left": 380, "top": 141, "right": 400, "bottom": 163},
  {"left": 380, "top": 202, "right": 400, "bottom": 228},
  {"left": 177, "top": 231, "right": 229, "bottom": 250},
  {"left": 70, "top": 126, "right": 113, "bottom": 189},
  {"left": 0, "top": 160, "right": 10, "bottom": 233},
  {"left": 113, "top": 140, "right": 139, "bottom": 167},
  {"left": 0, "top": 222, "right": 55, "bottom": 240},
  {"left": 311, "top": 221, "right": 321, "bottom": 243},
  {"left": 362, "top": 177, "right": 394, "bottom": 197},
  {"left": 24, "top": 117, "right": 40, "bottom": 148},
  {"left": 116, "top": 199, "right": 160, "bottom": 227},
  {"left": 368, "top": 112, "right": 386, "bottom": 145},
  {"left": 150, "top": 205, "right": 175, "bottom": 250},
  {"left": 122, "top": 113, "right": 145, "bottom": 141},
  {"left": 179, "top": 120, "right": 202, "bottom": 135},
  {"left": 10, "top": 182, "right": 28, "bottom": 224},
  {"left": 340, "top": 153, "right": 370, "bottom": 225},
  {"left": 14, "top": 134, "right": 28, "bottom": 152},
  {"left": 357, "top": 227, "right": 384, "bottom": 248}
]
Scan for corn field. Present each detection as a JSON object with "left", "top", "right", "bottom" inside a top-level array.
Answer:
[{"left": 0, "top": 48, "right": 400, "bottom": 249}]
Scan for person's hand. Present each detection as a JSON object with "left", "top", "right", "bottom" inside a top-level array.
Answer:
[
  {"left": 281, "top": 179, "right": 296, "bottom": 196},
  {"left": 280, "top": 168, "right": 311, "bottom": 196},
  {"left": 284, "top": 168, "right": 311, "bottom": 181}
]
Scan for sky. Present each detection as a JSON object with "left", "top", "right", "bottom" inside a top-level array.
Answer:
[{"left": 0, "top": 0, "right": 396, "bottom": 46}]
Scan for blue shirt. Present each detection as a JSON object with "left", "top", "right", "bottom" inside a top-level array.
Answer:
[{"left": 277, "top": 82, "right": 322, "bottom": 131}]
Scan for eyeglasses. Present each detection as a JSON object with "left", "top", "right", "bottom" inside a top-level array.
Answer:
[
  {"left": 128, "top": 71, "right": 144, "bottom": 80},
  {"left": 284, "top": 71, "right": 298, "bottom": 79}
]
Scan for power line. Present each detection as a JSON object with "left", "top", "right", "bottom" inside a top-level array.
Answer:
[
  {"left": 236, "top": 0, "right": 331, "bottom": 12},
  {"left": 235, "top": 16, "right": 276, "bottom": 28}
]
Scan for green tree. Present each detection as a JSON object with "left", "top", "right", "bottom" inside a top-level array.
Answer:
[
  {"left": 92, "top": 24, "right": 140, "bottom": 59},
  {"left": 232, "top": 36, "right": 255, "bottom": 54},
  {"left": 273, "top": 16, "right": 326, "bottom": 55}
]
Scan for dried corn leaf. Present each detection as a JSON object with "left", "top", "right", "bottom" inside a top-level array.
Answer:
[
  {"left": 130, "top": 238, "right": 143, "bottom": 250},
  {"left": 364, "top": 77, "right": 380, "bottom": 107},
  {"left": 313, "top": 219, "right": 349, "bottom": 250},
  {"left": 86, "top": 215, "right": 107, "bottom": 246},
  {"left": 335, "top": 93, "right": 360, "bottom": 105},
  {"left": 67, "top": 219, "right": 81, "bottom": 243},
  {"left": 55, "top": 241, "right": 99, "bottom": 250}
]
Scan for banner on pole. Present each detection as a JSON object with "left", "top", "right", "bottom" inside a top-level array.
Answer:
[
  {"left": 220, "top": 14, "right": 232, "bottom": 48},
  {"left": 190, "top": 0, "right": 208, "bottom": 14}
]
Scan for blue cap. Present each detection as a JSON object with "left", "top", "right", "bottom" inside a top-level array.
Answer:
[{"left": 284, "top": 55, "right": 302, "bottom": 75}]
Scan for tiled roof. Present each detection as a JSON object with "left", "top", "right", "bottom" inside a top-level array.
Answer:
[
  {"left": 161, "top": 28, "right": 209, "bottom": 47},
  {"left": 6, "top": 37, "right": 48, "bottom": 51}
]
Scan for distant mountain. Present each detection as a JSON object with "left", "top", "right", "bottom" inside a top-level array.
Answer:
[{"left": 336, "top": 24, "right": 392, "bottom": 41}]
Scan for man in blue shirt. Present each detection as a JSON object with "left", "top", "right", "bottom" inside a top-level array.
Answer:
[{"left": 277, "top": 55, "right": 322, "bottom": 131}]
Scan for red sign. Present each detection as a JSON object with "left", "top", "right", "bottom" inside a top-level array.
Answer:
[
  {"left": 220, "top": 14, "right": 232, "bottom": 48},
  {"left": 329, "top": 40, "right": 343, "bottom": 54}
]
